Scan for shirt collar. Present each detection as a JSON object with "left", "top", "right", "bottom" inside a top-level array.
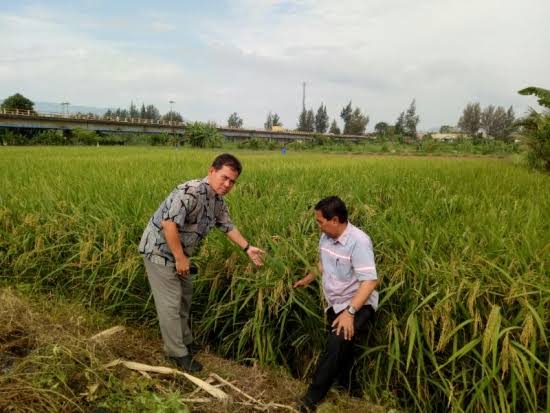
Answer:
[
  {"left": 201, "top": 177, "right": 219, "bottom": 198},
  {"left": 333, "top": 222, "right": 351, "bottom": 246}
]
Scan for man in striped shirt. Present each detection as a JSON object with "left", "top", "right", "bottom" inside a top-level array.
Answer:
[{"left": 294, "top": 196, "right": 379, "bottom": 412}]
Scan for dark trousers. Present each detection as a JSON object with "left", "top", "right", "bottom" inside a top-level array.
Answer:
[{"left": 304, "top": 305, "right": 374, "bottom": 406}]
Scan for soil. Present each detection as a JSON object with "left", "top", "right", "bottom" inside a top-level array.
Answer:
[{"left": 0, "top": 287, "right": 386, "bottom": 412}]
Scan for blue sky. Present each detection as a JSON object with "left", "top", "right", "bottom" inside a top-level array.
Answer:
[{"left": 1, "top": 0, "right": 549, "bottom": 130}]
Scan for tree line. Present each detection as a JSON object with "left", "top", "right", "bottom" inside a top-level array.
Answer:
[
  {"left": 0, "top": 94, "right": 184, "bottom": 123},
  {"left": 0, "top": 91, "right": 539, "bottom": 149},
  {"left": 228, "top": 99, "right": 419, "bottom": 138},
  {"left": 104, "top": 102, "right": 183, "bottom": 122},
  {"left": 457, "top": 103, "right": 516, "bottom": 140}
]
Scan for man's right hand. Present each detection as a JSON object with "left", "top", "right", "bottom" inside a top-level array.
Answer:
[
  {"left": 175, "top": 255, "right": 191, "bottom": 279},
  {"left": 293, "top": 273, "right": 315, "bottom": 288}
]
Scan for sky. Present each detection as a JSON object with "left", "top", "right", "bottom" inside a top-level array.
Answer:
[{"left": 1, "top": 0, "right": 549, "bottom": 131}]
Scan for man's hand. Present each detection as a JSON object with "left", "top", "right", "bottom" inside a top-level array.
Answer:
[
  {"left": 332, "top": 311, "right": 355, "bottom": 340},
  {"left": 293, "top": 273, "right": 315, "bottom": 288},
  {"left": 246, "top": 246, "right": 265, "bottom": 266},
  {"left": 175, "top": 255, "right": 191, "bottom": 279}
]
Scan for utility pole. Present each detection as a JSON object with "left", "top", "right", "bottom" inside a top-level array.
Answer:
[
  {"left": 61, "top": 102, "right": 70, "bottom": 117},
  {"left": 169, "top": 100, "right": 175, "bottom": 124},
  {"left": 169, "top": 100, "right": 177, "bottom": 148},
  {"left": 302, "top": 82, "right": 306, "bottom": 111}
]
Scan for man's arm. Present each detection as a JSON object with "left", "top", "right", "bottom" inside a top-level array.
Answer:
[
  {"left": 226, "top": 228, "right": 265, "bottom": 266},
  {"left": 293, "top": 262, "right": 323, "bottom": 288},
  {"left": 332, "top": 279, "right": 378, "bottom": 340},
  {"left": 350, "top": 279, "right": 378, "bottom": 311},
  {"left": 161, "top": 220, "right": 190, "bottom": 276}
]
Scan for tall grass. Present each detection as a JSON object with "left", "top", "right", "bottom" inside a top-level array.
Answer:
[{"left": 1, "top": 147, "right": 549, "bottom": 412}]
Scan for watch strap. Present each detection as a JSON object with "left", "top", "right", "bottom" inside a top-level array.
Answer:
[{"left": 346, "top": 305, "right": 357, "bottom": 315}]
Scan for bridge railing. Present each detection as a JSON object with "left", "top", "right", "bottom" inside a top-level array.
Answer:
[
  {"left": 1, "top": 108, "right": 375, "bottom": 140},
  {"left": 0, "top": 108, "right": 185, "bottom": 127}
]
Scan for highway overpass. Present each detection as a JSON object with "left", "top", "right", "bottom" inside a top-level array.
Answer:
[{"left": 0, "top": 109, "right": 373, "bottom": 142}]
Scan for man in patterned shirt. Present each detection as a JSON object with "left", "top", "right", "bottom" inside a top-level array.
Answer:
[
  {"left": 139, "top": 153, "right": 264, "bottom": 372},
  {"left": 293, "top": 196, "right": 378, "bottom": 412}
]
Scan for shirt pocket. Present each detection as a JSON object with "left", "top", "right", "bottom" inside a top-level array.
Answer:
[{"left": 334, "top": 256, "right": 352, "bottom": 278}]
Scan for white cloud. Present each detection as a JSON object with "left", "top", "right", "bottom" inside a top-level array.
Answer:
[
  {"left": 1, "top": 0, "right": 549, "bottom": 129},
  {"left": 0, "top": 11, "right": 191, "bottom": 112},
  {"left": 198, "top": 0, "right": 550, "bottom": 127}
]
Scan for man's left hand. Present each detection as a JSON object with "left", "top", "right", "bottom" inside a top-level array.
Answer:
[
  {"left": 332, "top": 311, "right": 355, "bottom": 340},
  {"left": 246, "top": 246, "right": 265, "bottom": 266}
]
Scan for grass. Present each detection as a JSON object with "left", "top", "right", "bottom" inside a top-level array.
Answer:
[
  {"left": 0, "top": 286, "right": 378, "bottom": 412},
  {"left": 1, "top": 146, "right": 549, "bottom": 412},
  {"left": 0, "top": 286, "right": 190, "bottom": 412}
]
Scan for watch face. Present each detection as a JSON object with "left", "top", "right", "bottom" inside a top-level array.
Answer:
[{"left": 347, "top": 305, "right": 357, "bottom": 315}]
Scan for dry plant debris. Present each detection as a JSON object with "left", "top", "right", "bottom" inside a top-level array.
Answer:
[{"left": 0, "top": 287, "right": 384, "bottom": 412}]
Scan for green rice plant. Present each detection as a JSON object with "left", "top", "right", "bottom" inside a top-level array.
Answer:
[{"left": 1, "top": 147, "right": 549, "bottom": 412}]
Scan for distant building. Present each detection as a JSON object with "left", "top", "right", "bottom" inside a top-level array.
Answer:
[
  {"left": 432, "top": 132, "right": 464, "bottom": 141},
  {"left": 271, "top": 125, "right": 285, "bottom": 132}
]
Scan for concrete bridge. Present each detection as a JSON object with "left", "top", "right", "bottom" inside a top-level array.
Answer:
[{"left": 0, "top": 109, "right": 372, "bottom": 142}]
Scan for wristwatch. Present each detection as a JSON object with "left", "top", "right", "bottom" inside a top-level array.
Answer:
[{"left": 346, "top": 305, "right": 357, "bottom": 316}]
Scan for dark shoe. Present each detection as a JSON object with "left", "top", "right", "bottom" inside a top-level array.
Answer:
[
  {"left": 186, "top": 342, "right": 202, "bottom": 356},
  {"left": 169, "top": 355, "right": 203, "bottom": 372},
  {"left": 297, "top": 397, "right": 316, "bottom": 413}
]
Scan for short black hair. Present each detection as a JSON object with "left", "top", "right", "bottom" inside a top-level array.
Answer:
[
  {"left": 315, "top": 196, "right": 348, "bottom": 223},
  {"left": 211, "top": 153, "right": 242, "bottom": 175}
]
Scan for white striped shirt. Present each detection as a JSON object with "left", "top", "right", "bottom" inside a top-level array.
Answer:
[{"left": 319, "top": 222, "right": 379, "bottom": 313}]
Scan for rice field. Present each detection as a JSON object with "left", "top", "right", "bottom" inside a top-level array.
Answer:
[{"left": 1, "top": 146, "right": 549, "bottom": 412}]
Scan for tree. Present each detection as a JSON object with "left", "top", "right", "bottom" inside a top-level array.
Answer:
[
  {"left": 315, "top": 104, "right": 329, "bottom": 133},
  {"left": 105, "top": 103, "right": 161, "bottom": 120},
  {"left": 272, "top": 113, "right": 282, "bottom": 127},
  {"left": 375, "top": 122, "right": 390, "bottom": 136},
  {"left": 329, "top": 120, "right": 341, "bottom": 135},
  {"left": 502, "top": 106, "right": 516, "bottom": 139},
  {"left": 305, "top": 109, "right": 315, "bottom": 132},
  {"left": 395, "top": 112, "right": 405, "bottom": 135},
  {"left": 346, "top": 108, "right": 369, "bottom": 135},
  {"left": 264, "top": 112, "right": 273, "bottom": 130},
  {"left": 227, "top": 112, "right": 243, "bottom": 128},
  {"left": 340, "top": 101, "right": 353, "bottom": 132},
  {"left": 518, "top": 86, "right": 550, "bottom": 171},
  {"left": 111, "top": 108, "right": 129, "bottom": 119},
  {"left": 481, "top": 105, "right": 516, "bottom": 140},
  {"left": 162, "top": 111, "right": 183, "bottom": 122},
  {"left": 520, "top": 111, "right": 550, "bottom": 171},
  {"left": 185, "top": 122, "right": 224, "bottom": 148},
  {"left": 297, "top": 109, "right": 307, "bottom": 131},
  {"left": 458, "top": 103, "right": 481, "bottom": 136},
  {"left": 115, "top": 108, "right": 129, "bottom": 119},
  {"left": 404, "top": 99, "right": 420, "bottom": 138},
  {"left": 341, "top": 102, "right": 369, "bottom": 135},
  {"left": 145, "top": 104, "right": 161, "bottom": 120},
  {"left": 297, "top": 108, "right": 314, "bottom": 131},
  {"left": 129, "top": 101, "right": 139, "bottom": 118},
  {"left": 518, "top": 87, "right": 550, "bottom": 108},
  {"left": 439, "top": 125, "right": 453, "bottom": 133},
  {"left": 1, "top": 93, "right": 35, "bottom": 112}
]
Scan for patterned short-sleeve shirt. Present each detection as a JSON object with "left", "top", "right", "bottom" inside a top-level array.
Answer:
[{"left": 139, "top": 177, "right": 234, "bottom": 265}]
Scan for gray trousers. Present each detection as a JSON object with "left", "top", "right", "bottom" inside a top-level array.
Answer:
[{"left": 144, "top": 258, "right": 193, "bottom": 357}]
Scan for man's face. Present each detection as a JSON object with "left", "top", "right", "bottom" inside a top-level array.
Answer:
[
  {"left": 315, "top": 210, "right": 339, "bottom": 238},
  {"left": 208, "top": 165, "right": 239, "bottom": 196}
]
